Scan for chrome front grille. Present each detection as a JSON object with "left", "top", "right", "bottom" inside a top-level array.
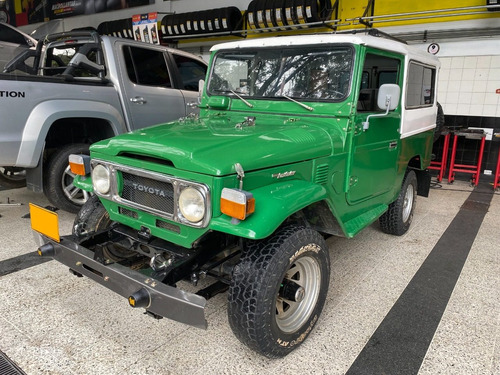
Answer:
[
  {"left": 121, "top": 172, "right": 174, "bottom": 214},
  {"left": 91, "top": 159, "right": 211, "bottom": 228}
]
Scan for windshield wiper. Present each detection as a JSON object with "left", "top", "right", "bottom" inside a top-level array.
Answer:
[
  {"left": 282, "top": 94, "right": 314, "bottom": 112},
  {"left": 212, "top": 89, "right": 253, "bottom": 108},
  {"left": 229, "top": 89, "right": 253, "bottom": 108}
]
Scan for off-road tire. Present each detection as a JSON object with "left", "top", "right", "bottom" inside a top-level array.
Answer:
[
  {"left": 0, "top": 167, "right": 26, "bottom": 189},
  {"left": 43, "top": 143, "right": 91, "bottom": 213},
  {"left": 72, "top": 195, "right": 111, "bottom": 238},
  {"left": 434, "top": 102, "right": 445, "bottom": 142},
  {"left": 73, "top": 195, "right": 133, "bottom": 261},
  {"left": 228, "top": 225, "right": 330, "bottom": 358},
  {"left": 379, "top": 170, "right": 417, "bottom": 236}
]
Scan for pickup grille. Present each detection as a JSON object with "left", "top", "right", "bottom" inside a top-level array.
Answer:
[{"left": 121, "top": 172, "right": 174, "bottom": 214}]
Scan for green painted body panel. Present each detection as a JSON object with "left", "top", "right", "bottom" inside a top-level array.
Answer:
[
  {"left": 83, "top": 40, "right": 437, "bottom": 248},
  {"left": 74, "top": 174, "right": 93, "bottom": 192}
]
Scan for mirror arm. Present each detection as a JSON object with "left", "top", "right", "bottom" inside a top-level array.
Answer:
[{"left": 362, "top": 95, "right": 392, "bottom": 131}]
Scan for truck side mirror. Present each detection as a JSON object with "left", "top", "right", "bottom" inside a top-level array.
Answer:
[
  {"left": 377, "top": 84, "right": 400, "bottom": 110},
  {"left": 198, "top": 79, "right": 205, "bottom": 104},
  {"left": 363, "top": 84, "right": 401, "bottom": 131}
]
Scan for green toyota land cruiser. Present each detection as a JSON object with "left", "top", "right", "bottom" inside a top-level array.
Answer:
[{"left": 32, "top": 31, "right": 440, "bottom": 358}]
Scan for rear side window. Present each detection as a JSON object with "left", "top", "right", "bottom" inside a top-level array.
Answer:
[
  {"left": 406, "top": 62, "right": 435, "bottom": 108},
  {"left": 172, "top": 54, "right": 207, "bottom": 91},
  {"left": 123, "top": 46, "right": 171, "bottom": 87}
]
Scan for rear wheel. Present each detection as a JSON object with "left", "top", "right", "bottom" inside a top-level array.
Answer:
[
  {"left": 43, "top": 143, "right": 92, "bottom": 213},
  {"left": 379, "top": 170, "right": 417, "bottom": 236},
  {"left": 0, "top": 167, "right": 26, "bottom": 189},
  {"left": 228, "top": 225, "right": 330, "bottom": 358}
]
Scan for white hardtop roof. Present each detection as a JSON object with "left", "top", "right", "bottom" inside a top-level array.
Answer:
[{"left": 211, "top": 33, "right": 439, "bottom": 67}]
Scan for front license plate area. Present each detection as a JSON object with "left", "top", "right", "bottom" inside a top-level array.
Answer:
[{"left": 29, "top": 203, "right": 60, "bottom": 242}]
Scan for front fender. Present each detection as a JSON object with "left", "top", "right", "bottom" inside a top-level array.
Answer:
[
  {"left": 73, "top": 174, "right": 93, "bottom": 192},
  {"left": 209, "top": 180, "right": 327, "bottom": 240}
]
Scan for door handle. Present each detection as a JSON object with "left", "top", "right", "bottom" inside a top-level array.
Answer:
[
  {"left": 130, "top": 97, "right": 146, "bottom": 105},
  {"left": 389, "top": 141, "right": 397, "bottom": 149}
]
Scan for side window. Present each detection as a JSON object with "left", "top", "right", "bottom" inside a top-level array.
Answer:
[
  {"left": 406, "top": 62, "right": 435, "bottom": 108},
  {"left": 358, "top": 53, "right": 400, "bottom": 112},
  {"left": 123, "top": 46, "right": 171, "bottom": 87},
  {"left": 172, "top": 54, "right": 207, "bottom": 91}
]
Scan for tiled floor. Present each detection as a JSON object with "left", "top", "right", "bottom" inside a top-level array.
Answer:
[{"left": 0, "top": 180, "right": 498, "bottom": 375}]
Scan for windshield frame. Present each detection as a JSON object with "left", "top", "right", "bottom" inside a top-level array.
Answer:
[{"left": 206, "top": 43, "right": 355, "bottom": 103}]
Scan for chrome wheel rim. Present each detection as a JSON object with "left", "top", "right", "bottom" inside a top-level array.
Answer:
[
  {"left": 402, "top": 183, "right": 414, "bottom": 223},
  {"left": 61, "top": 165, "right": 92, "bottom": 205},
  {"left": 276, "top": 254, "right": 321, "bottom": 333}
]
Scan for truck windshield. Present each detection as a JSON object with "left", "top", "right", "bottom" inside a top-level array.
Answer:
[{"left": 208, "top": 45, "right": 353, "bottom": 101}]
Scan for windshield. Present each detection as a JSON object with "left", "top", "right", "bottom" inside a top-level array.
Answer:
[{"left": 207, "top": 45, "right": 354, "bottom": 101}]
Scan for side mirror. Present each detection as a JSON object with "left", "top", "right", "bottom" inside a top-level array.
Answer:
[
  {"left": 363, "top": 83, "right": 401, "bottom": 131},
  {"left": 198, "top": 79, "right": 205, "bottom": 104},
  {"left": 377, "top": 84, "right": 400, "bottom": 110}
]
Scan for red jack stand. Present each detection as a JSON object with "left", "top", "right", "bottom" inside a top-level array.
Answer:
[
  {"left": 448, "top": 131, "right": 486, "bottom": 186},
  {"left": 429, "top": 132, "right": 450, "bottom": 182}
]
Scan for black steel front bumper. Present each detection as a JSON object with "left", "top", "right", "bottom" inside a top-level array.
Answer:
[{"left": 34, "top": 232, "right": 207, "bottom": 329}]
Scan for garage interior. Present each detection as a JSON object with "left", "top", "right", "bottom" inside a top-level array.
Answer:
[{"left": 1, "top": 0, "right": 499, "bottom": 374}]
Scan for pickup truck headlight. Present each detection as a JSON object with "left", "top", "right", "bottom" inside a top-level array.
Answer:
[
  {"left": 178, "top": 187, "right": 205, "bottom": 223},
  {"left": 92, "top": 164, "right": 111, "bottom": 194}
]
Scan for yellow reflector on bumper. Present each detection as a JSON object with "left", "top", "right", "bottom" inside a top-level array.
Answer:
[
  {"left": 29, "top": 203, "right": 60, "bottom": 242},
  {"left": 220, "top": 188, "right": 255, "bottom": 221}
]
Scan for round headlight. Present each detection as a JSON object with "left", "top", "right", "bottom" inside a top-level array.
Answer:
[
  {"left": 92, "top": 164, "right": 111, "bottom": 194},
  {"left": 178, "top": 187, "right": 205, "bottom": 223}
]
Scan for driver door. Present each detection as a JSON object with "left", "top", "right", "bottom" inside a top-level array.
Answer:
[{"left": 347, "top": 51, "right": 403, "bottom": 204}]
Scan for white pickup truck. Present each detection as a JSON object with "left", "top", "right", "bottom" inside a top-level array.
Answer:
[{"left": 0, "top": 30, "right": 207, "bottom": 212}]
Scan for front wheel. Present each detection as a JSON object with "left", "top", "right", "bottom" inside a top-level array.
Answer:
[
  {"left": 228, "top": 226, "right": 330, "bottom": 358},
  {"left": 43, "top": 143, "right": 92, "bottom": 213},
  {"left": 379, "top": 170, "right": 417, "bottom": 236}
]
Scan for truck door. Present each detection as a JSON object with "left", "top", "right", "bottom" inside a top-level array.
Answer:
[
  {"left": 169, "top": 52, "right": 208, "bottom": 116},
  {"left": 347, "top": 51, "right": 403, "bottom": 204},
  {"left": 120, "top": 45, "right": 186, "bottom": 131}
]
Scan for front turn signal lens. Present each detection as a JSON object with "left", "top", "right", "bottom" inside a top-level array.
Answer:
[
  {"left": 69, "top": 154, "right": 91, "bottom": 176},
  {"left": 220, "top": 188, "right": 255, "bottom": 221}
]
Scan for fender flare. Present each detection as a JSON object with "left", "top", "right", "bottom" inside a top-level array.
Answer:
[
  {"left": 16, "top": 100, "right": 126, "bottom": 168},
  {"left": 209, "top": 180, "right": 328, "bottom": 240}
]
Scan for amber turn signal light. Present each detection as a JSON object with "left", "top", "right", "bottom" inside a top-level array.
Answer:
[
  {"left": 68, "top": 154, "right": 91, "bottom": 176},
  {"left": 220, "top": 188, "right": 255, "bottom": 221}
]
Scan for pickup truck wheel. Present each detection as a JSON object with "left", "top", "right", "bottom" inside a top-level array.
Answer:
[
  {"left": 0, "top": 167, "right": 26, "bottom": 189},
  {"left": 379, "top": 170, "right": 417, "bottom": 236},
  {"left": 228, "top": 226, "right": 330, "bottom": 358},
  {"left": 44, "top": 143, "right": 92, "bottom": 213}
]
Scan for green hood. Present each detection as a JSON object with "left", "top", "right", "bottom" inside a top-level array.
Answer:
[{"left": 91, "top": 116, "right": 333, "bottom": 176}]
